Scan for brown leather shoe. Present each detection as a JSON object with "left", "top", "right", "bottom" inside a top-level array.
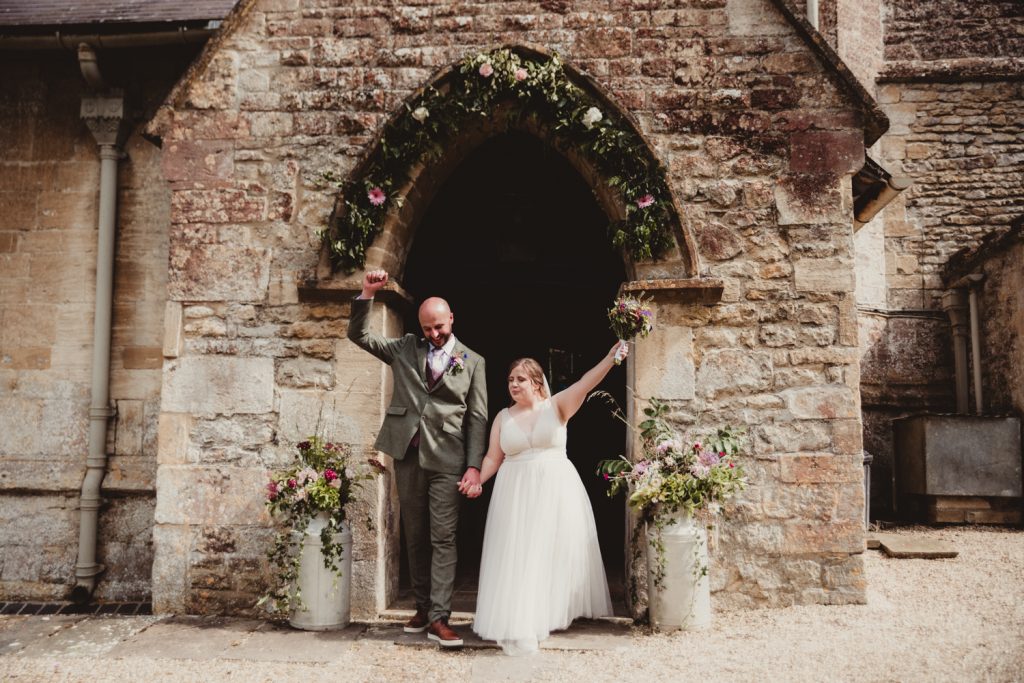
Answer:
[
  {"left": 427, "top": 618, "right": 464, "bottom": 648},
  {"left": 403, "top": 608, "right": 430, "bottom": 634}
]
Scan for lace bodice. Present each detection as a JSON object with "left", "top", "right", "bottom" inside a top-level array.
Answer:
[{"left": 498, "top": 399, "right": 567, "bottom": 455}]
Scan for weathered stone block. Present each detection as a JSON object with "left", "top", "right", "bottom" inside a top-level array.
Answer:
[
  {"left": 155, "top": 465, "right": 269, "bottom": 526},
  {"left": 696, "top": 348, "right": 773, "bottom": 398},
  {"left": 162, "top": 356, "right": 274, "bottom": 417},
  {"left": 775, "top": 174, "right": 845, "bottom": 225},
  {"left": 782, "top": 521, "right": 863, "bottom": 554},
  {"left": 789, "top": 131, "right": 864, "bottom": 175},
  {"left": 635, "top": 325, "right": 695, "bottom": 400},
  {"left": 779, "top": 453, "right": 862, "bottom": 484},
  {"left": 151, "top": 523, "right": 190, "bottom": 613},
  {"left": 781, "top": 385, "right": 859, "bottom": 419},
  {"left": 168, "top": 243, "right": 271, "bottom": 303},
  {"left": 794, "top": 257, "right": 855, "bottom": 293}
]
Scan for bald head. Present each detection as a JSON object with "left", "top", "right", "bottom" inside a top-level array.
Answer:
[{"left": 418, "top": 297, "right": 454, "bottom": 348}]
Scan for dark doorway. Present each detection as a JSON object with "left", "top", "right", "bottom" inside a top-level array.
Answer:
[{"left": 400, "top": 132, "right": 628, "bottom": 615}]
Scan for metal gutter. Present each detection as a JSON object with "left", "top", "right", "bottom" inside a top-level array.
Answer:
[{"left": 0, "top": 26, "right": 216, "bottom": 50}]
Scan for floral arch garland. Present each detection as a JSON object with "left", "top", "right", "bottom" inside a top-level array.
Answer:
[{"left": 323, "top": 47, "right": 681, "bottom": 274}]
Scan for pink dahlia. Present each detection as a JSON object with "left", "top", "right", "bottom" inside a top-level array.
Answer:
[
  {"left": 367, "top": 187, "right": 386, "bottom": 206},
  {"left": 479, "top": 62, "right": 493, "bottom": 77},
  {"left": 636, "top": 194, "right": 655, "bottom": 209}
]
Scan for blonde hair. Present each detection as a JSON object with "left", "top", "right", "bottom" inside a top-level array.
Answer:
[{"left": 508, "top": 358, "right": 549, "bottom": 398}]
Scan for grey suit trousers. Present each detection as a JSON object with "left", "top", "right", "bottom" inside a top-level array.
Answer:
[{"left": 394, "top": 445, "right": 461, "bottom": 622}]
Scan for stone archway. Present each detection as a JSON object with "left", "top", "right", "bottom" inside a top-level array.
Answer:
[{"left": 315, "top": 45, "right": 701, "bottom": 286}]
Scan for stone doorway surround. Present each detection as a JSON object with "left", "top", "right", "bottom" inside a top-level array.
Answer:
[{"left": 301, "top": 46, "right": 726, "bottom": 618}]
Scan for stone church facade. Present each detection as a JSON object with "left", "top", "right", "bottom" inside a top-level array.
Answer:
[{"left": 1, "top": 0, "right": 1020, "bottom": 616}]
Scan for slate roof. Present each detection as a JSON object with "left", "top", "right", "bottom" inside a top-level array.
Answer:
[{"left": 0, "top": 0, "right": 238, "bottom": 27}]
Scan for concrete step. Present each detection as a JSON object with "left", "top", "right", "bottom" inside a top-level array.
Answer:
[{"left": 872, "top": 532, "right": 959, "bottom": 559}]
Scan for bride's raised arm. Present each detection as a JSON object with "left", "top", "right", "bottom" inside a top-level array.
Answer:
[
  {"left": 552, "top": 341, "right": 627, "bottom": 423},
  {"left": 462, "top": 411, "right": 507, "bottom": 497}
]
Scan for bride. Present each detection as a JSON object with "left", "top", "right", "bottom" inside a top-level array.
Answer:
[{"left": 460, "top": 341, "right": 628, "bottom": 655}]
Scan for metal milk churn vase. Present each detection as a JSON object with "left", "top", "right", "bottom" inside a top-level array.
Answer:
[
  {"left": 289, "top": 512, "right": 352, "bottom": 630},
  {"left": 646, "top": 509, "right": 711, "bottom": 630}
]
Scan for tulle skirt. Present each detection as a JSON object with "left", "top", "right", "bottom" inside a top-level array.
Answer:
[{"left": 472, "top": 448, "right": 612, "bottom": 655}]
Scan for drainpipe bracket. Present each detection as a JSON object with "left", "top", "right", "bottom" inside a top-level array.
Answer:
[
  {"left": 74, "top": 563, "right": 106, "bottom": 580},
  {"left": 89, "top": 405, "right": 116, "bottom": 420}
]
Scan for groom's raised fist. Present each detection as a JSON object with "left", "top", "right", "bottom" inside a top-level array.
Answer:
[{"left": 360, "top": 269, "right": 389, "bottom": 298}]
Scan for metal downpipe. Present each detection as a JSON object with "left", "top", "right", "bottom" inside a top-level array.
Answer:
[{"left": 71, "top": 141, "right": 120, "bottom": 602}]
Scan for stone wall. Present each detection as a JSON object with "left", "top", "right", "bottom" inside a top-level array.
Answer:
[
  {"left": 0, "top": 49, "right": 193, "bottom": 601},
  {"left": 875, "top": 80, "right": 1024, "bottom": 310},
  {"left": 150, "top": 0, "right": 873, "bottom": 616},
  {"left": 943, "top": 223, "right": 1024, "bottom": 418},
  {"left": 883, "top": 0, "right": 1024, "bottom": 61},
  {"left": 851, "top": 0, "right": 1024, "bottom": 517}
]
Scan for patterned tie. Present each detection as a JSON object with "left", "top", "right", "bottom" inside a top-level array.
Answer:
[{"left": 427, "top": 348, "right": 443, "bottom": 389}]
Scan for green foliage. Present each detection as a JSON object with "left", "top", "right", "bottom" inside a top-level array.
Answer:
[{"left": 322, "top": 47, "right": 677, "bottom": 273}]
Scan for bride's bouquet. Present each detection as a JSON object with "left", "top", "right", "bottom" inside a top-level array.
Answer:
[{"left": 607, "top": 293, "right": 654, "bottom": 364}]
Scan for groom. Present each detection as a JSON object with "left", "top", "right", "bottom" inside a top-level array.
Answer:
[{"left": 348, "top": 269, "right": 487, "bottom": 648}]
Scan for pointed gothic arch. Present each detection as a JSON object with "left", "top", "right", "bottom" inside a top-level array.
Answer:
[{"left": 315, "top": 45, "right": 702, "bottom": 287}]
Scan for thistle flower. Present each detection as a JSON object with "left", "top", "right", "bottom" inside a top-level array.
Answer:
[
  {"left": 636, "top": 194, "right": 655, "bottom": 209},
  {"left": 368, "top": 187, "right": 386, "bottom": 206}
]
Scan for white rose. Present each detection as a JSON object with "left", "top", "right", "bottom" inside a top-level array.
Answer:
[
  {"left": 582, "top": 106, "right": 603, "bottom": 130},
  {"left": 411, "top": 106, "right": 430, "bottom": 123}
]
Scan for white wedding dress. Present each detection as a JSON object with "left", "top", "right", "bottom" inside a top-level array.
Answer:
[{"left": 472, "top": 398, "right": 613, "bottom": 655}]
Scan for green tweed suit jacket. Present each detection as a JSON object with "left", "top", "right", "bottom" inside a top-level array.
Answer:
[{"left": 347, "top": 297, "right": 488, "bottom": 475}]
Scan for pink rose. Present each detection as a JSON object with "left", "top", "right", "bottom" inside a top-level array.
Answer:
[
  {"left": 514, "top": 67, "right": 527, "bottom": 81},
  {"left": 479, "top": 62, "right": 493, "bottom": 77}
]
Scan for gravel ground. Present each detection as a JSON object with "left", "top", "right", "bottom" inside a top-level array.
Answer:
[{"left": 2, "top": 526, "right": 1022, "bottom": 682}]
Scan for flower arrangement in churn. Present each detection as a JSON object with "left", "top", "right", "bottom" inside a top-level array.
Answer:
[
  {"left": 607, "top": 293, "right": 654, "bottom": 364},
  {"left": 598, "top": 399, "right": 747, "bottom": 589},
  {"left": 259, "top": 436, "right": 385, "bottom": 613}
]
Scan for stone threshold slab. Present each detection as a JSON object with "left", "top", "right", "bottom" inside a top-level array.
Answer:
[{"left": 870, "top": 532, "right": 959, "bottom": 559}]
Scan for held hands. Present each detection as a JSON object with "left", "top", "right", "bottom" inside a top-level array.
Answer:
[
  {"left": 458, "top": 467, "right": 483, "bottom": 499},
  {"left": 360, "top": 269, "right": 388, "bottom": 298}
]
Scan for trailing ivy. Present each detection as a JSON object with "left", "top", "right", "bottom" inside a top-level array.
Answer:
[{"left": 322, "top": 47, "right": 676, "bottom": 273}]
